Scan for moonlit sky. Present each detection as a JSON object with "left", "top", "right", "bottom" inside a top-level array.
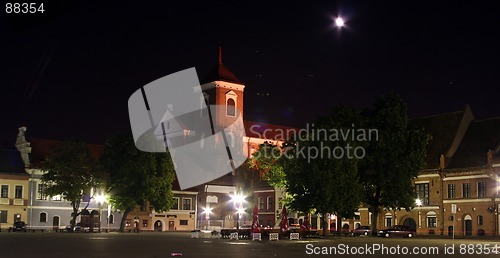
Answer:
[{"left": 1, "top": 0, "right": 500, "bottom": 144}]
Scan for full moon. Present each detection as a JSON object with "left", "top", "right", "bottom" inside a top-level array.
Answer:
[{"left": 335, "top": 17, "right": 345, "bottom": 27}]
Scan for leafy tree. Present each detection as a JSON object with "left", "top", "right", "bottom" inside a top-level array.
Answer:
[
  {"left": 285, "top": 106, "right": 364, "bottom": 236},
  {"left": 100, "top": 133, "right": 175, "bottom": 232},
  {"left": 359, "top": 93, "right": 428, "bottom": 234},
  {"left": 248, "top": 141, "right": 287, "bottom": 189},
  {"left": 41, "top": 140, "right": 102, "bottom": 231}
]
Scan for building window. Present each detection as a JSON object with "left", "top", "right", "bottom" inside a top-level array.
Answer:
[
  {"left": 125, "top": 220, "right": 131, "bottom": 227},
  {"left": 462, "top": 183, "right": 471, "bottom": 198},
  {"left": 426, "top": 211, "right": 437, "bottom": 228},
  {"left": 171, "top": 197, "right": 179, "bottom": 210},
  {"left": 278, "top": 197, "right": 283, "bottom": 209},
  {"left": 258, "top": 197, "right": 264, "bottom": 210},
  {"left": 477, "top": 182, "right": 486, "bottom": 197},
  {"left": 51, "top": 195, "right": 62, "bottom": 201},
  {"left": 415, "top": 183, "right": 429, "bottom": 205},
  {"left": 478, "top": 215, "right": 483, "bottom": 225},
  {"left": 447, "top": 184, "right": 456, "bottom": 199},
  {"left": 180, "top": 220, "right": 188, "bottom": 225},
  {"left": 37, "top": 184, "right": 47, "bottom": 200},
  {"left": 0, "top": 210, "right": 7, "bottom": 223},
  {"left": 0, "top": 185, "right": 8, "bottom": 198},
  {"left": 109, "top": 214, "right": 114, "bottom": 224},
  {"left": 143, "top": 220, "right": 148, "bottom": 227},
  {"left": 182, "top": 198, "right": 192, "bottom": 210},
  {"left": 14, "top": 186, "right": 23, "bottom": 199},
  {"left": 226, "top": 98, "right": 236, "bottom": 117},
  {"left": 267, "top": 197, "right": 273, "bottom": 210},
  {"left": 427, "top": 217, "right": 437, "bottom": 228},
  {"left": 14, "top": 213, "right": 21, "bottom": 222},
  {"left": 385, "top": 213, "right": 392, "bottom": 227},
  {"left": 39, "top": 212, "right": 47, "bottom": 223}
]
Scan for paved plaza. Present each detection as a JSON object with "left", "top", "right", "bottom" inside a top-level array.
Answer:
[{"left": 1, "top": 231, "right": 500, "bottom": 258}]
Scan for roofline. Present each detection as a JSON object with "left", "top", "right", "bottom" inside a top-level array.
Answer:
[{"left": 409, "top": 104, "right": 469, "bottom": 121}]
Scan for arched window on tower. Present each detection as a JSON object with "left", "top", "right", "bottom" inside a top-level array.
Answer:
[{"left": 226, "top": 98, "right": 236, "bottom": 117}]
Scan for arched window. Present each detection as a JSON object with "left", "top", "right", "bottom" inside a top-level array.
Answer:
[
  {"left": 39, "top": 212, "right": 47, "bottom": 223},
  {"left": 385, "top": 212, "right": 392, "bottom": 227},
  {"left": 226, "top": 98, "right": 236, "bottom": 117}
]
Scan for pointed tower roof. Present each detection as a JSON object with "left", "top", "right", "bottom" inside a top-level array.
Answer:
[{"left": 201, "top": 47, "right": 242, "bottom": 84}]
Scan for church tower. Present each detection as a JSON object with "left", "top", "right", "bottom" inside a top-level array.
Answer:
[{"left": 200, "top": 47, "right": 245, "bottom": 130}]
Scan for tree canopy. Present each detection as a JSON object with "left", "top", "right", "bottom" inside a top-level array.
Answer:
[
  {"left": 100, "top": 133, "right": 175, "bottom": 231},
  {"left": 41, "top": 139, "right": 103, "bottom": 230}
]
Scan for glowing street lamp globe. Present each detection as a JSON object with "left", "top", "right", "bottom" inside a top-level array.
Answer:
[{"left": 415, "top": 199, "right": 422, "bottom": 207}]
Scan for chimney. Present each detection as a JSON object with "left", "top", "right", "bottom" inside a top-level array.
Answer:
[
  {"left": 439, "top": 154, "right": 445, "bottom": 171},
  {"left": 487, "top": 150, "right": 493, "bottom": 167}
]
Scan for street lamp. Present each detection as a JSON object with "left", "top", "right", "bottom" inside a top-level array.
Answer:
[
  {"left": 202, "top": 206, "right": 213, "bottom": 230},
  {"left": 230, "top": 193, "right": 246, "bottom": 232}
]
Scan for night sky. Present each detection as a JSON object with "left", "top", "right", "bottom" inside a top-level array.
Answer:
[{"left": 2, "top": 0, "right": 500, "bottom": 145}]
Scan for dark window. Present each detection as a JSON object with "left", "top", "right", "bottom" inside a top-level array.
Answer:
[
  {"left": 109, "top": 214, "right": 114, "bottom": 224},
  {"left": 171, "top": 198, "right": 179, "bottom": 210},
  {"left": 143, "top": 220, "right": 148, "bottom": 227},
  {"left": 39, "top": 212, "right": 47, "bottom": 223},
  {"left": 447, "top": 184, "right": 456, "bottom": 199},
  {"left": 415, "top": 183, "right": 429, "bottom": 205},
  {"left": 267, "top": 197, "right": 273, "bottom": 210},
  {"left": 477, "top": 182, "right": 486, "bottom": 197},
  {"left": 427, "top": 217, "right": 436, "bottom": 228},
  {"left": 182, "top": 198, "right": 192, "bottom": 210},
  {"left": 478, "top": 215, "right": 483, "bottom": 225},
  {"left": 1, "top": 185, "right": 8, "bottom": 198},
  {"left": 386, "top": 218, "right": 392, "bottom": 227},
  {"left": 463, "top": 183, "right": 471, "bottom": 198},
  {"left": 15, "top": 186, "right": 23, "bottom": 198},
  {"left": 226, "top": 98, "right": 236, "bottom": 116},
  {"left": 180, "top": 220, "right": 188, "bottom": 225},
  {"left": 0, "top": 210, "right": 7, "bottom": 223}
]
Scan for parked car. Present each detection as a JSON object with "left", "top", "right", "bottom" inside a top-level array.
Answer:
[
  {"left": 353, "top": 225, "right": 372, "bottom": 236},
  {"left": 12, "top": 221, "right": 27, "bottom": 232},
  {"left": 378, "top": 225, "right": 416, "bottom": 238}
]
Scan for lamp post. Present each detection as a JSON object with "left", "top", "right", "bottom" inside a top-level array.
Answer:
[
  {"left": 230, "top": 193, "right": 246, "bottom": 233},
  {"left": 416, "top": 199, "right": 422, "bottom": 229}
]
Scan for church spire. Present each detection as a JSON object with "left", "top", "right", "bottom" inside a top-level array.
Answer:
[{"left": 218, "top": 46, "right": 222, "bottom": 64}]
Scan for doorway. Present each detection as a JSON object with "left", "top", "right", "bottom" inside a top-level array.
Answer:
[
  {"left": 403, "top": 218, "right": 416, "bottom": 230},
  {"left": 464, "top": 215, "right": 472, "bottom": 236},
  {"left": 154, "top": 220, "right": 163, "bottom": 231},
  {"left": 52, "top": 216, "right": 60, "bottom": 230},
  {"left": 168, "top": 221, "right": 175, "bottom": 231}
]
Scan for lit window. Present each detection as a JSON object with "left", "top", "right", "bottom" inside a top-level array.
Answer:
[
  {"left": 52, "top": 195, "right": 62, "bottom": 201},
  {"left": 415, "top": 183, "right": 429, "bottom": 205},
  {"left": 143, "top": 220, "right": 148, "bottom": 227},
  {"left": 125, "top": 220, "right": 131, "bottom": 227}
]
